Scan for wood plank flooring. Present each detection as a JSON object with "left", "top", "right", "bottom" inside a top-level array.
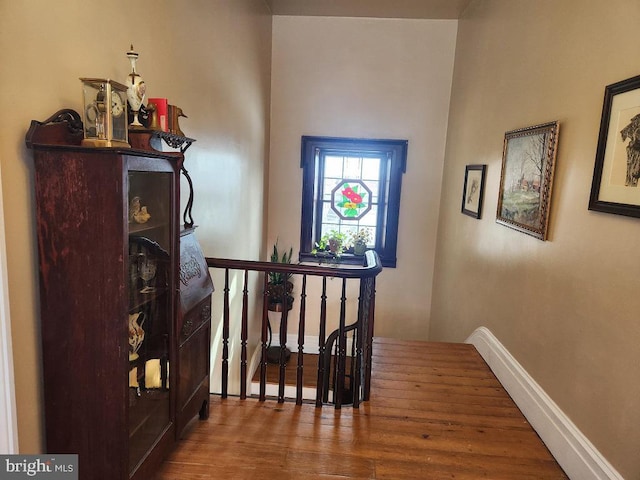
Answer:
[{"left": 156, "top": 338, "right": 568, "bottom": 479}]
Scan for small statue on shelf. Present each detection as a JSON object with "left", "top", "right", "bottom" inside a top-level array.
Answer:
[
  {"left": 169, "top": 105, "right": 187, "bottom": 136},
  {"left": 125, "top": 45, "right": 146, "bottom": 128},
  {"left": 128, "top": 312, "right": 145, "bottom": 361},
  {"left": 129, "top": 196, "right": 151, "bottom": 224}
]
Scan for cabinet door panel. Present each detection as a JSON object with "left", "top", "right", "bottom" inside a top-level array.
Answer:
[{"left": 127, "top": 169, "right": 174, "bottom": 474}]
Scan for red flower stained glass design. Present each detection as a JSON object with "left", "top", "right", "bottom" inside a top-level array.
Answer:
[{"left": 330, "top": 180, "right": 372, "bottom": 220}]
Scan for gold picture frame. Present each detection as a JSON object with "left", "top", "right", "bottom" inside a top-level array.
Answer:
[{"left": 496, "top": 121, "right": 560, "bottom": 240}]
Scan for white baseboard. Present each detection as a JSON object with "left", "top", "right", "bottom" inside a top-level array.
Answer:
[
  {"left": 466, "top": 327, "right": 623, "bottom": 480},
  {"left": 249, "top": 381, "right": 317, "bottom": 401},
  {"left": 283, "top": 334, "right": 320, "bottom": 354},
  {"left": 274, "top": 334, "right": 354, "bottom": 356},
  {"left": 0, "top": 176, "right": 18, "bottom": 454}
]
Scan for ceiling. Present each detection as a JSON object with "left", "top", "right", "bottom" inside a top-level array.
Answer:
[{"left": 264, "top": 0, "right": 473, "bottom": 20}]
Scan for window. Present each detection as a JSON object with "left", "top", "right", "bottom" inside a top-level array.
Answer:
[{"left": 300, "top": 136, "right": 407, "bottom": 268}]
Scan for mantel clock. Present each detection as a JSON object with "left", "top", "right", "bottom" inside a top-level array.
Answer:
[{"left": 80, "top": 77, "right": 130, "bottom": 148}]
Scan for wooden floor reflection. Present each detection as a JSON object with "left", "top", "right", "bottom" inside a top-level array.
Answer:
[{"left": 156, "top": 338, "right": 568, "bottom": 479}]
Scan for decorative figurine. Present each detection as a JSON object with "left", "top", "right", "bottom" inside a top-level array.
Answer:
[
  {"left": 134, "top": 206, "right": 151, "bottom": 224},
  {"left": 129, "top": 196, "right": 151, "bottom": 224},
  {"left": 128, "top": 312, "right": 145, "bottom": 361},
  {"left": 168, "top": 105, "right": 187, "bottom": 136},
  {"left": 125, "top": 45, "right": 146, "bottom": 128}
]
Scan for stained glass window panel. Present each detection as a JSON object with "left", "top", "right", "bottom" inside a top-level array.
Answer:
[
  {"left": 300, "top": 136, "right": 407, "bottom": 268},
  {"left": 330, "top": 179, "right": 372, "bottom": 220}
]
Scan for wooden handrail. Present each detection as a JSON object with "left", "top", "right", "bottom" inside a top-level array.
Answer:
[
  {"left": 205, "top": 249, "right": 382, "bottom": 278},
  {"left": 205, "top": 250, "right": 382, "bottom": 408}
]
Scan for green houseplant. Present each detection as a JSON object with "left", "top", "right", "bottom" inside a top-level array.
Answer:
[
  {"left": 266, "top": 241, "right": 294, "bottom": 312},
  {"left": 266, "top": 241, "right": 294, "bottom": 363},
  {"left": 312, "top": 230, "right": 349, "bottom": 261},
  {"left": 349, "top": 228, "right": 371, "bottom": 256}
]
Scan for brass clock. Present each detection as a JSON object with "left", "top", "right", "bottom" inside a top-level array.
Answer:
[{"left": 80, "top": 78, "right": 130, "bottom": 148}]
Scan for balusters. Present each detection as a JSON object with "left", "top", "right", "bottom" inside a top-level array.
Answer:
[
  {"left": 259, "top": 274, "right": 269, "bottom": 402},
  {"left": 334, "top": 278, "right": 347, "bottom": 409},
  {"left": 352, "top": 279, "right": 367, "bottom": 407},
  {"left": 296, "top": 275, "right": 307, "bottom": 405},
  {"left": 206, "top": 252, "right": 381, "bottom": 408},
  {"left": 277, "top": 268, "right": 290, "bottom": 403},
  {"left": 240, "top": 269, "right": 249, "bottom": 399},
  {"left": 221, "top": 268, "right": 230, "bottom": 398},
  {"left": 363, "top": 277, "right": 376, "bottom": 401},
  {"left": 315, "top": 277, "right": 328, "bottom": 407}
]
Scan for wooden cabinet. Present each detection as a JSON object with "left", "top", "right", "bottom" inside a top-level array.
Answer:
[
  {"left": 176, "top": 229, "right": 214, "bottom": 437},
  {"left": 25, "top": 110, "right": 212, "bottom": 480}
]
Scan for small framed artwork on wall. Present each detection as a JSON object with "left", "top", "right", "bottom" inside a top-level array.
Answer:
[
  {"left": 461, "top": 164, "right": 487, "bottom": 219},
  {"left": 496, "top": 121, "right": 560, "bottom": 240},
  {"left": 589, "top": 74, "right": 640, "bottom": 218}
]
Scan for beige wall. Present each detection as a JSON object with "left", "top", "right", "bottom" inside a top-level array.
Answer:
[
  {"left": 269, "top": 16, "right": 457, "bottom": 340},
  {"left": 0, "top": 0, "right": 271, "bottom": 453},
  {"left": 4, "top": 0, "right": 636, "bottom": 475},
  {"left": 431, "top": 0, "right": 640, "bottom": 477}
]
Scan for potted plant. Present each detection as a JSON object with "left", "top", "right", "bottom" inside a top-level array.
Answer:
[
  {"left": 266, "top": 241, "right": 294, "bottom": 312},
  {"left": 349, "top": 228, "right": 371, "bottom": 256},
  {"left": 266, "top": 241, "right": 294, "bottom": 363},
  {"left": 312, "top": 230, "right": 349, "bottom": 261}
]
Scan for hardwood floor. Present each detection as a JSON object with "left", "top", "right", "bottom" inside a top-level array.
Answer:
[{"left": 156, "top": 338, "right": 568, "bottom": 479}]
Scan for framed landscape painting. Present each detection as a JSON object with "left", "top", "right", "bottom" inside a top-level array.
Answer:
[
  {"left": 589, "top": 74, "right": 640, "bottom": 218},
  {"left": 496, "top": 121, "right": 560, "bottom": 240},
  {"left": 461, "top": 164, "right": 486, "bottom": 219}
]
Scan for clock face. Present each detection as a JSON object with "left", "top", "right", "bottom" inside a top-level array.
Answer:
[{"left": 111, "top": 91, "right": 125, "bottom": 118}]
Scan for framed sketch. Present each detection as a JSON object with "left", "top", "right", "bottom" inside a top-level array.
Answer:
[
  {"left": 496, "top": 121, "right": 560, "bottom": 240},
  {"left": 589, "top": 74, "right": 640, "bottom": 218},
  {"left": 461, "top": 164, "right": 486, "bottom": 219}
]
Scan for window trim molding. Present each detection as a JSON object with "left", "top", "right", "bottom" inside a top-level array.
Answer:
[{"left": 300, "top": 136, "right": 407, "bottom": 268}]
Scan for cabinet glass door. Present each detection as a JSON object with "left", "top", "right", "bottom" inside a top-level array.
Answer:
[{"left": 127, "top": 170, "right": 173, "bottom": 473}]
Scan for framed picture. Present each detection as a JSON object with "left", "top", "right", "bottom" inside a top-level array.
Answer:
[
  {"left": 461, "top": 164, "right": 486, "bottom": 219},
  {"left": 589, "top": 74, "right": 640, "bottom": 218},
  {"left": 496, "top": 121, "right": 560, "bottom": 240}
]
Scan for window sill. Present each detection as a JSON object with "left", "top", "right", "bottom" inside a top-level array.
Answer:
[
  {"left": 299, "top": 251, "right": 395, "bottom": 268},
  {"left": 299, "top": 252, "right": 363, "bottom": 265}
]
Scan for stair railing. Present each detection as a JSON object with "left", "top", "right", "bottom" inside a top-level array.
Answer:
[{"left": 205, "top": 250, "right": 382, "bottom": 409}]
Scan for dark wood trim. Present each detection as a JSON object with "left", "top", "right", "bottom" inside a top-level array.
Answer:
[
  {"left": 206, "top": 249, "right": 382, "bottom": 280},
  {"left": 299, "top": 136, "right": 407, "bottom": 268}
]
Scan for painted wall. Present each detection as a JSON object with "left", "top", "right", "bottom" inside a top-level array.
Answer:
[
  {"left": 269, "top": 16, "right": 458, "bottom": 340},
  {"left": 430, "top": 1, "right": 640, "bottom": 477},
  {"left": 0, "top": 0, "right": 271, "bottom": 453}
]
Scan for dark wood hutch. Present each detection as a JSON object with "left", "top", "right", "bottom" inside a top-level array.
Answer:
[{"left": 25, "top": 109, "right": 213, "bottom": 480}]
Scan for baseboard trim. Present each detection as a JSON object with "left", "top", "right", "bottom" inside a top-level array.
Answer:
[
  {"left": 466, "top": 327, "right": 622, "bottom": 480},
  {"left": 249, "top": 381, "right": 317, "bottom": 401},
  {"left": 279, "top": 334, "right": 354, "bottom": 356}
]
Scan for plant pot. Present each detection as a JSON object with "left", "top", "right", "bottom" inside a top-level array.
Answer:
[
  {"left": 353, "top": 242, "right": 367, "bottom": 256},
  {"left": 266, "top": 280, "right": 294, "bottom": 311}
]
